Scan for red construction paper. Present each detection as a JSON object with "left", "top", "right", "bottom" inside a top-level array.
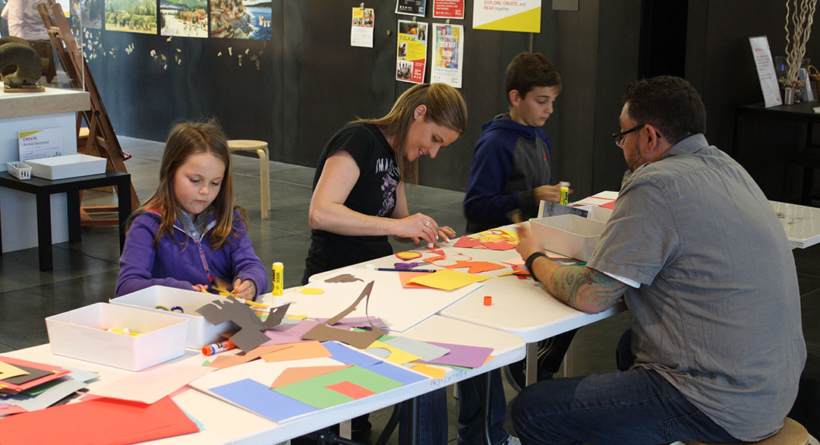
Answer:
[
  {"left": 601, "top": 200, "right": 616, "bottom": 210},
  {"left": 439, "top": 260, "right": 505, "bottom": 274},
  {"left": 0, "top": 396, "right": 198, "bottom": 445},
  {"left": 453, "top": 236, "right": 482, "bottom": 248},
  {"left": 0, "top": 357, "right": 70, "bottom": 394},
  {"left": 481, "top": 241, "right": 517, "bottom": 251},
  {"left": 326, "top": 381, "right": 376, "bottom": 399}
]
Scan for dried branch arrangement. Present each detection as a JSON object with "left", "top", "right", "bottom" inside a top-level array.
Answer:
[{"left": 784, "top": 0, "right": 819, "bottom": 87}]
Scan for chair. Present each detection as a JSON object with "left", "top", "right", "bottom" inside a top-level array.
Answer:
[
  {"left": 227, "top": 140, "right": 270, "bottom": 219},
  {"left": 683, "top": 418, "right": 817, "bottom": 445}
]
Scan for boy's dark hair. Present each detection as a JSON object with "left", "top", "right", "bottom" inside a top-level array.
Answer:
[
  {"left": 505, "top": 52, "right": 562, "bottom": 104},
  {"left": 622, "top": 75, "right": 706, "bottom": 145}
]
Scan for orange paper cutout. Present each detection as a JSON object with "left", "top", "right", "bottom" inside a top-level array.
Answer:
[
  {"left": 326, "top": 381, "right": 376, "bottom": 399},
  {"left": 399, "top": 271, "right": 434, "bottom": 288},
  {"left": 262, "top": 341, "right": 332, "bottom": 362},
  {"left": 271, "top": 365, "right": 352, "bottom": 388}
]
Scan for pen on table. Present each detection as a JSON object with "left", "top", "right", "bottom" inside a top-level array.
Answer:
[{"left": 378, "top": 268, "right": 438, "bottom": 272}]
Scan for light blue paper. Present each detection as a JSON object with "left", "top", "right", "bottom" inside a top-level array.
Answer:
[
  {"left": 383, "top": 336, "right": 450, "bottom": 361},
  {"left": 210, "top": 378, "right": 317, "bottom": 422}
]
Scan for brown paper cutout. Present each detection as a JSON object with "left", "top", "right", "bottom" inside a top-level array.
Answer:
[
  {"left": 196, "top": 297, "right": 291, "bottom": 352},
  {"left": 324, "top": 274, "right": 363, "bottom": 283},
  {"left": 301, "top": 281, "right": 387, "bottom": 349}
]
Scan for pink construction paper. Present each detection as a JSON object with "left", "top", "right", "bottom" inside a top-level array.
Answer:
[
  {"left": 315, "top": 317, "right": 389, "bottom": 329},
  {"left": 421, "top": 342, "right": 494, "bottom": 368},
  {"left": 263, "top": 321, "right": 319, "bottom": 345}
]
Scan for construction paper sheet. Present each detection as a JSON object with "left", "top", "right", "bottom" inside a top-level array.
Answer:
[
  {"left": 4, "top": 379, "right": 87, "bottom": 412},
  {"left": 207, "top": 344, "right": 293, "bottom": 370},
  {"left": 210, "top": 378, "right": 318, "bottom": 422},
  {"left": 327, "top": 381, "right": 375, "bottom": 399},
  {"left": 263, "top": 320, "right": 319, "bottom": 345},
  {"left": 271, "top": 365, "right": 352, "bottom": 388},
  {"left": 0, "top": 357, "right": 70, "bottom": 394},
  {"left": 294, "top": 287, "right": 325, "bottom": 295},
  {"left": 0, "top": 365, "right": 51, "bottom": 385},
  {"left": 0, "top": 396, "right": 198, "bottom": 445},
  {"left": 502, "top": 257, "right": 525, "bottom": 266},
  {"left": 323, "top": 341, "right": 382, "bottom": 368},
  {"left": 433, "top": 260, "right": 505, "bottom": 274},
  {"left": 407, "top": 269, "right": 490, "bottom": 291},
  {"left": 396, "top": 251, "right": 422, "bottom": 260},
  {"left": 262, "top": 341, "right": 331, "bottom": 362},
  {"left": 366, "top": 362, "right": 428, "bottom": 385},
  {"left": 410, "top": 363, "right": 447, "bottom": 379},
  {"left": 0, "top": 361, "right": 28, "bottom": 380},
  {"left": 88, "top": 364, "right": 215, "bottom": 404},
  {"left": 367, "top": 341, "right": 421, "bottom": 365},
  {"left": 303, "top": 281, "right": 387, "bottom": 349},
  {"left": 274, "top": 365, "right": 403, "bottom": 409},
  {"left": 399, "top": 271, "right": 433, "bottom": 288},
  {"left": 0, "top": 404, "right": 27, "bottom": 416},
  {"left": 383, "top": 336, "right": 450, "bottom": 361},
  {"left": 315, "top": 316, "right": 390, "bottom": 330},
  {"left": 420, "top": 342, "right": 493, "bottom": 368},
  {"left": 602, "top": 200, "right": 616, "bottom": 210},
  {"left": 197, "top": 297, "right": 290, "bottom": 351}
]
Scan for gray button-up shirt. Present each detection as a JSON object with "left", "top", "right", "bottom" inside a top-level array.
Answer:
[{"left": 587, "top": 134, "right": 806, "bottom": 441}]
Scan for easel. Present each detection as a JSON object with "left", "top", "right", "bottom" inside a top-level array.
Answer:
[{"left": 37, "top": 0, "right": 139, "bottom": 225}]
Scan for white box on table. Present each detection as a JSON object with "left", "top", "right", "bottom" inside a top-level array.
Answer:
[
  {"left": 26, "top": 154, "right": 106, "bottom": 180},
  {"left": 530, "top": 215, "right": 606, "bottom": 261},
  {"left": 110, "top": 286, "right": 236, "bottom": 349},
  {"left": 571, "top": 205, "right": 614, "bottom": 223},
  {"left": 45, "top": 302, "right": 189, "bottom": 371}
]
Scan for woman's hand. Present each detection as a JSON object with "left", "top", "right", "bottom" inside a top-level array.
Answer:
[
  {"left": 233, "top": 278, "right": 258, "bottom": 301},
  {"left": 437, "top": 226, "right": 456, "bottom": 243},
  {"left": 395, "top": 213, "right": 440, "bottom": 245}
]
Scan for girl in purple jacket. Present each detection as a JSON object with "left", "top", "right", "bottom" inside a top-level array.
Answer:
[{"left": 115, "top": 121, "right": 267, "bottom": 300}]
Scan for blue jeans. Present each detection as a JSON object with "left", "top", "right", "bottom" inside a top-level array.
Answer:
[
  {"left": 399, "top": 388, "right": 449, "bottom": 445},
  {"left": 511, "top": 331, "right": 738, "bottom": 445}
]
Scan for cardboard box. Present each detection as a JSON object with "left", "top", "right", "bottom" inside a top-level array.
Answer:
[
  {"left": 111, "top": 286, "right": 236, "bottom": 349},
  {"left": 45, "top": 303, "right": 188, "bottom": 371},
  {"left": 530, "top": 215, "right": 606, "bottom": 261},
  {"left": 27, "top": 154, "right": 106, "bottom": 180}
]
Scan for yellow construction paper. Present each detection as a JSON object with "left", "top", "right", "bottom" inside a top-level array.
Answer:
[
  {"left": 0, "top": 361, "right": 28, "bottom": 380},
  {"left": 295, "top": 288, "right": 324, "bottom": 295},
  {"left": 287, "top": 315, "right": 307, "bottom": 320},
  {"left": 367, "top": 341, "right": 421, "bottom": 365},
  {"left": 410, "top": 363, "right": 447, "bottom": 379},
  {"left": 407, "top": 269, "right": 490, "bottom": 291}
]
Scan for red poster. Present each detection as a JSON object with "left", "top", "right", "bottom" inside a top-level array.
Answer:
[{"left": 433, "top": 0, "right": 465, "bottom": 19}]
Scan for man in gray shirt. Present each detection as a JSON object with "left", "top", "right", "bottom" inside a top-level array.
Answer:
[{"left": 512, "top": 76, "right": 806, "bottom": 445}]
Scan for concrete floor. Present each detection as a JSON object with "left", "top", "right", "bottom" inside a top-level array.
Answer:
[{"left": 0, "top": 136, "right": 817, "bottom": 443}]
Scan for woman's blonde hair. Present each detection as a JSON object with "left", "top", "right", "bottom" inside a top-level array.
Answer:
[
  {"left": 128, "top": 120, "right": 246, "bottom": 249},
  {"left": 357, "top": 83, "right": 467, "bottom": 184}
]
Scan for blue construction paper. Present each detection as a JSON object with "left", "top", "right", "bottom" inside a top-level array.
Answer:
[
  {"left": 210, "top": 379, "right": 317, "bottom": 422},
  {"left": 368, "top": 362, "right": 428, "bottom": 385},
  {"left": 323, "top": 342, "right": 382, "bottom": 368}
]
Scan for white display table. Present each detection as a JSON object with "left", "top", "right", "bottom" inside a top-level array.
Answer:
[{"left": 0, "top": 83, "right": 90, "bottom": 253}]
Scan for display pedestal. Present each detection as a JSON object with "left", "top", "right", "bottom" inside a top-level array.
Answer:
[{"left": 0, "top": 83, "right": 90, "bottom": 253}]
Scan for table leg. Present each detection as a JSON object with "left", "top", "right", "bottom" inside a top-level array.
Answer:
[
  {"left": 407, "top": 397, "right": 419, "bottom": 445},
  {"left": 525, "top": 342, "right": 538, "bottom": 386},
  {"left": 481, "top": 372, "right": 492, "bottom": 445},
  {"left": 67, "top": 189, "right": 81, "bottom": 243},
  {"left": 116, "top": 178, "right": 132, "bottom": 252},
  {"left": 36, "top": 193, "right": 53, "bottom": 272},
  {"left": 339, "top": 420, "right": 351, "bottom": 440}
]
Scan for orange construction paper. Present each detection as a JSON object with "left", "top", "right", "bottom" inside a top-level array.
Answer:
[
  {"left": 207, "top": 344, "right": 294, "bottom": 370},
  {"left": 410, "top": 363, "right": 447, "bottom": 379},
  {"left": 271, "top": 364, "right": 352, "bottom": 388},
  {"left": 262, "top": 341, "right": 332, "bottom": 362},
  {"left": 439, "top": 260, "right": 505, "bottom": 274},
  {"left": 326, "top": 381, "right": 376, "bottom": 399},
  {"left": 399, "top": 271, "right": 434, "bottom": 288},
  {"left": 601, "top": 200, "right": 616, "bottom": 210},
  {"left": 453, "top": 237, "right": 482, "bottom": 248},
  {"left": 0, "top": 396, "right": 198, "bottom": 445},
  {"left": 407, "top": 269, "right": 491, "bottom": 291}
]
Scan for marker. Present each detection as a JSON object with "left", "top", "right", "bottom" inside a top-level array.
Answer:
[
  {"left": 378, "top": 268, "right": 438, "bottom": 273},
  {"left": 559, "top": 186, "right": 569, "bottom": 205},
  {"left": 202, "top": 340, "right": 235, "bottom": 356}
]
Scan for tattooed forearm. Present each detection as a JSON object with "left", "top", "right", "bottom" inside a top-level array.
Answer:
[{"left": 544, "top": 265, "right": 627, "bottom": 314}]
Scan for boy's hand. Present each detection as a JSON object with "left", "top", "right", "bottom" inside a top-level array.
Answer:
[
  {"left": 233, "top": 278, "right": 257, "bottom": 301},
  {"left": 535, "top": 184, "right": 573, "bottom": 203}
]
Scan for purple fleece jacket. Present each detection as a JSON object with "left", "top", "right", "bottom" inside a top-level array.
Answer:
[{"left": 115, "top": 210, "right": 268, "bottom": 298}]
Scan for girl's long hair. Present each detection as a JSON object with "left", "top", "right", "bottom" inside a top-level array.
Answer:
[
  {"left": 356, "top": 83, "right": 467, "bottom": 184},
  {"left": 128, "top": 120, "right": 246, "bottom": 249}
]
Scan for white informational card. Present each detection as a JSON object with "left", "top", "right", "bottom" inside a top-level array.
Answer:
[
  {"left": 430, "top": 24, "right": 464, "bottom": 88},
  {"left": 18, "top": 128, "right": 64, "bottom": 162},
  {"left": 749, "top": 36, "right": 782, "bottom": 107},
  {"left": 351, "top": 7, "right": 375, "bottom": 48},
  {"left": 473, "top": 0, "right": 541, "bottom": 33}
]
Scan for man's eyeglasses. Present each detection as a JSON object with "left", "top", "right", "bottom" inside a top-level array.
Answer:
[{"left": 612, "top": 124, "right": 646, "bottom": 147}]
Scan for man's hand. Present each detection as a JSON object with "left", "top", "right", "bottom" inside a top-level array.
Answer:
[
  {"left": 516, "top": 223, "right": 544, "bottom": 261},
  {"left": 534, "top": 184, "right": 572, "bottom": 203}
]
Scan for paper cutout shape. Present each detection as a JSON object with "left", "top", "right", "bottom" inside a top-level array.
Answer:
[
  {"left": 366, "top": 341, "right": 421, "bottom": 365},
  {"left": 295, "top": 288, "right": 325, "bottom": 295},
  {"left": 0, "top": 357, "right": 70, "bottom": 394},
  {"left": 420, "top": 342, "right": 494, "bottom": 368},
  {"left": 263, "top": 320, "right": 319, "bottom": 345},
  {"left": 210, "top": 378, "right": 317, "bottom": 422},
  {"left": 453, "top": 236, "right": 482, "bottom": 248},
  {"left": 367, "top": 347, "right": 391, "bottom": 358},
  {"left": 324, "top": 273, "right": 363, "bottom": 283},
  {"left": 601, "top": 200, "right": 616, "bottom": 210},
  {"left": 302, "top": 281, "right": 387, "bottom": 349},
  {"left": 262, "top": 341, "right": 331, "bottom": 362},
  {"left": 315, "top": 316, "right": 390, "bottom": 330},
  {"left": 0, "top": 361, "right": 28, "bottom": 380},
  {"left": 399, "top": 271, "right": 434, "bottom": 288},
  {"left": 327, "top": 381, "right": 375, "bottom": 399},
  {"left": 207, "top": 344, "right": 293, "bottom": 370},
  {"left": 196, "top": 297, "right": 290, "bottom": 351},
  {"left": 0, "top": 396, "right": 198, "bottom": 445},
  {"left": 396, "top": 251, "right": 422, "bottom": 260},
  {"left": 502, "top": 257, "right": 525, "bottom": 266},
  {"left": 393, "top": 261, "right": 420, "bottom": 269},
  {"left": 274, "top": 365, "right": 402, "bottom": 409},
  {"left": 407, "top": 269, "right": 490, "bottom": 291},
  {"left": 410, "top": 363, "right": 447, "bottom": 379},
  {"left": 87, "top": 364, "right": 214, "bottom": 404},
  {"left": 430, "top": 260, "right": 505, "bottom": 274},
  {"left": 383, "top": 336, "right": 450, "bottom": 361},
  {"left": 322, "top": 341, "right": 382, "bottom": 368},
  {"left": 271, "top": 365, "right": 352, "bottom": 388}
]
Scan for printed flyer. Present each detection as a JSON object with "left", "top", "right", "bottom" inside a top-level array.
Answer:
[
  {"left": 431, "top": 24, "right": 463, "bottom": 88},
  {"left": 473, "top": 0, "right": 541, "bottom": 33},
  {"left": 396, "top": 20, "right": 428, "bottom": 84},
  {"left": 433, "top": 0, "right": 464, "bottom": 19},
  {"left": 18, "top": 128, "right": 64, "bottom": 162},
  {"left": 396, "top": 0, "right": 427, "bottom": 17},
  {"left": 351, "top": 7, "right": 375, "bottom": 48}
]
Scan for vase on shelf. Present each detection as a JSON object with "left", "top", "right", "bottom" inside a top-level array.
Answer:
[{"left": 776, "top": 56, "right": 812, "bottom": 104}]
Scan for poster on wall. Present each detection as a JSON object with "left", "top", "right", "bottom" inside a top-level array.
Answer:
[
  {"left": 433, "top": 0, "right": 464, "bottom": 19},
  {"left": 209, "top": 0, "right": 272, "bottom": 39},
  {"left": 71, "top": 0, "right": 103, "bottom": 29},
  {"left": 104, "top": 0, "right": 157, "bottom": 34},
  {"left": 161, "top": 0, "right": 208, "bottom": 37},
  {"left": 396, "top": 0, "right": 427, "bottom": 17},
  {"left": 351, "top": 7, "right": 375, "bottom": 48},
  {"left": 473, "top": 0, "right": 541, "bottom": 33},
  {"left": 396, "top": 20, "right": 428, "bottom": 84},
  {"left": 430, "top": 24, "right": 463, "bottom": 88}
]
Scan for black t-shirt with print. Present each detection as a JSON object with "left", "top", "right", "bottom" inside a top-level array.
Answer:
[{"left": 302, "top": 122, "right": 401, "bottom": 284}]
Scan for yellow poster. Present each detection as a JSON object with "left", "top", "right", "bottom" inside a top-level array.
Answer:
[{"left": 472, "top": 0, "right": 541, "bottom": 33}]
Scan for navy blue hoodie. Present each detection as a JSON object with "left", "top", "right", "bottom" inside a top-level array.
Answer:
[{"left": 463, "top": 113, "right": 552, "bottom": 233}]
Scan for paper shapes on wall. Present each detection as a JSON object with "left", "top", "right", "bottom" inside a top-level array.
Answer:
[
  {"left": 302, "top": 281, "right": 387, "bottom": 349},
  {"left": 197, "top": 297, "right": 291, "bottom": 351}
]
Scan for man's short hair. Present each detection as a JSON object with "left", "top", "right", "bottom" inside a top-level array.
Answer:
[
  {"left": 622, "top": 76, "right": 707, "bottom": 145},
  {"left": 505, "top": 52, "right": 562, "bottom": 104}
]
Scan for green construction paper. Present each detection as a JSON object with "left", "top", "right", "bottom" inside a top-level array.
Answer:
[
  {"left": 202, "top": 360, "right": 211, "bottom": 366},
  {"left": 274, "top": 365, "right": 403, "bottom": 409}
]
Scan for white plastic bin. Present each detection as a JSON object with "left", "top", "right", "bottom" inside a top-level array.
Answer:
[
  {"left": 45, "top": 303, "right": 188, "bottom": 371},
  {"left": 27, "top": 154, "right": 106, "bottom": 180},
  {"left": 110, "top": 286, "right": 236, "bottom": 349},
  {"left": 530, "top": 215, "right": 606, "bottom": 261}
]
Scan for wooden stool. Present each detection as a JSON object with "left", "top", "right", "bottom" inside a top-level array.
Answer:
[
  {"left": 683, "top": 418, "right": 815, "bottom": 445},
  {"left": 227, "top": 140, "right": 270, "bottom": 219}
]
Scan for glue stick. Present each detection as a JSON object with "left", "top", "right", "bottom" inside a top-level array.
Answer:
[
  {"left": 202, "top": 340, "right": 235, "bottom": 356},
  {"left": 272, "top": 262, "right": 284, "bottom": 297},
  {"left": 559, "top": 187, "right": 569, "bottom": 206}
]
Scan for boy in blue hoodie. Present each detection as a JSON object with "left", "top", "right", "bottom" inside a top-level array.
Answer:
[{"left": 464, "top": 52, "right": 565, "bottom": 233}]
